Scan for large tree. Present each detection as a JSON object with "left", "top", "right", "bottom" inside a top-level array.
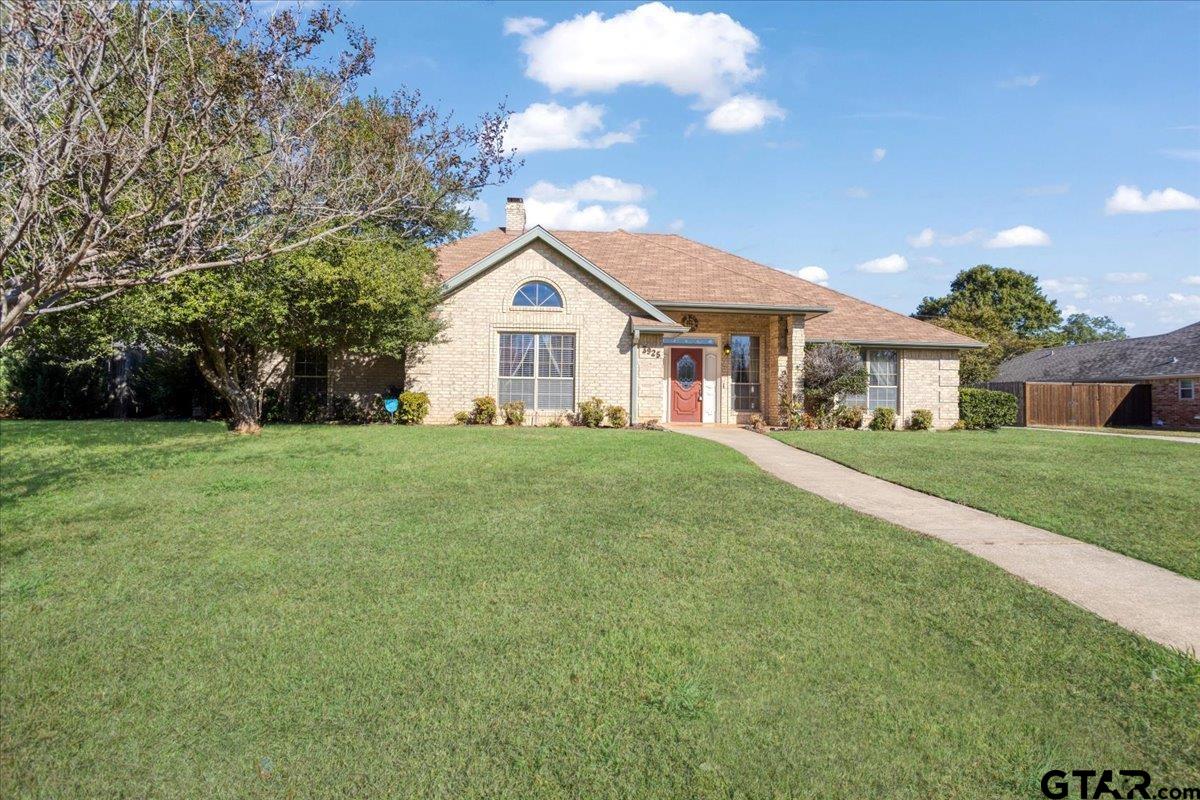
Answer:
[
  {"left": 915, "top": 265, "right": 1064, "bottom": 384},
  {"left": 915, "top": 265, "right": 1062, "bottom": 337},
  {"left": 0, "top": 0, "right": 512, "bottom": 345},
  {"left": 119, "top": 234, "right": 444, "bottom": 432}
]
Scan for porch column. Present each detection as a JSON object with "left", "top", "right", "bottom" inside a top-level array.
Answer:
[{"left": 786, "top": 314, "right": 806, "bottom": 413}]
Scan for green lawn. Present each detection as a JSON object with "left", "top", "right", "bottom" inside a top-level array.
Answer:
[
  {"left": 1, "top": 421, "right": 1197, "bottom": 799},
  {"left": 771, "top": 428, "right": 1200, "bottom": 580}
]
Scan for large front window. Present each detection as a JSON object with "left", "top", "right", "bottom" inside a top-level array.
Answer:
[
  {"left": 498, "top": 333, "right": 575, "bottom": 410},
  {"left": 843, "top": 349, "right": 899, "bottom": 411},
  {"left": 731, "top": 334, "right": 760, "bottom": 412}
]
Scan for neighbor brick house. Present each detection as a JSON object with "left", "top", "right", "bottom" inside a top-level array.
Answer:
[
  {"left": 993, "top": 322, "right": 1200, "bottom": 429},
  {"left": 328, "top": 198, "right": 983, "bottom": 428}
]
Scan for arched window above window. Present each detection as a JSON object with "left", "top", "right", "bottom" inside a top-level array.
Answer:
[{"left": 512, "top": 280, "right": 563, "bottom": 308}]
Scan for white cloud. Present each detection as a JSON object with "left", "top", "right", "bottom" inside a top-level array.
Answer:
[
  {"left": 458, "top": 199, "right": 489, "bottom": 223},
  {"left": 907, "top": 227, "right": 987, "bottom": 247},
  {"left": 668, "top": 219, "right": 685, "bottom": 232},
  {"left": 919, "top": 255, "right": 944, "bottom": 266},
  {"left": 1104, "top": 271, "right": 1149, "bottom": 284},
  {"left": 1161, "top": 149, "right": 1200, "bottom": 163},
  {"left": 1167, "top": 292, "right": 1200, "bottom": 308},
  {"left": 907, "top": 227, "right": 935, "bottom": 248},
  {"left": 529, "top": 175, "right": 647, "bottom": 203},
  {"left": 1043, "top": 277, "right": 1090, "bottom": 299},
  {"left": 795, "top": 266, "right": 829, "bottom": 285},
  {"left": 872, "top": 147, "right": 887, "bottom": 162},
  {"left": 1105, "top": 185, "right": 1200, "bottom": 214},
  {"left": 1184, "top": 275, "right": 1200, "bottom": 285},
  {"left": 503, "top": 16, "right": 547, "bottom": 36},
  {"left": 1101, "top": 293, "right": 1149, "bottom": 305},
  {"left": 986, "top": 225, "right": 1052, "bottom": 248},
  {"left": 997, "top": 74, "right": 1041, "bottom": 89},
  {"left": 845, "top": 187, "right": 870, "bottom": 199},
  {"left": 704, "top": 94, "right": 785, "bottom": 133},
  {"left": 524, "top": 176, "right": 650, "bottom": 231},
  {"left": 940, "top": 228, "right": 987, "bottom": 246},
  {"left": 519, "top": 3, "right": 769, "bottom": 108},
  {"left": 856, "top": 254, "right": 908, "bottom": 274},
  {"left": 504, "top": 102, "right": 637, "bottom": 153}
]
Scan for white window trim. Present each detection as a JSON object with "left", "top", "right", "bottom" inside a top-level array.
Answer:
[
  {"left": 509, "top": 278, "right": 565, "bottom": 312},
  {"left": 730, "top": 332, "right": 762, "bottom": 413},
  {"left": 1181, "top": 379, "right": 1195, "bottom": 400},
  {"left": 843, "top": 349, "right": 901, "bottom": 412},
  {"left": 497, "top": 331, "right": 577, "bottom": 411}
]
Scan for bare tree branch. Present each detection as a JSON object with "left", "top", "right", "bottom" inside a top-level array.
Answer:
[{"left": 0, "top": 0, "right": 513, "bottom": 345}]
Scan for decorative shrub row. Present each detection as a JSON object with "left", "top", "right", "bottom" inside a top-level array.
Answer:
[
  {"left": 457, "top": 395, "right": 629, "bottom": 427},
  {"left": 323, "top": 391, "right": 430, "bottom": 425},
  {"left": 959, "top": 388, "right": 1017, "bottom": 429}
]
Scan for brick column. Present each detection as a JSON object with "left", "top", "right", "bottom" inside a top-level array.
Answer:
[{"left": 787, "top": 315, "right": 806, "bottom": 416}]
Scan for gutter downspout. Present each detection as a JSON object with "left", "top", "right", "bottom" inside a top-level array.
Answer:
[{"left": 630, "top": 330, "right": 640, "bottom": 425}]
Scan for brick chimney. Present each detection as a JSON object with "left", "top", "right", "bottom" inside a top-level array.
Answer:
[{"left": 504, "top": 197, "right": 526, "bottom": 234}]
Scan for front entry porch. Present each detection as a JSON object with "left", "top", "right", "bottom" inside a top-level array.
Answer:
[{"left": 634, "top": 310, "right": 807, "bottom": 426}]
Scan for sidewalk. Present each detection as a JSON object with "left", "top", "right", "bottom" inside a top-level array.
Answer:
[
  {"left": 670, "top": 425, "right": 1200, "bottom": 654},
  {"left": 1020, "top": 426, "right": 1200, "bottom": 444}
]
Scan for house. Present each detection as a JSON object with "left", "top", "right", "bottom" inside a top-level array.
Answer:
[
  {"left": 327, "top": 198, "right": 983, "bottom": 428},
  {"left": 993, "top": 322, "right": 1200, "bottom": 429}
]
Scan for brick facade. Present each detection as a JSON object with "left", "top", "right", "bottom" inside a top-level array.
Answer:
[
  {"left": 327, "top": 240, "right": 963, "bottom": 428},
  {"left": 899, "top": 349, "right": 960, "bottom": 428},
  {"left": 360, "top": 240, "right": 643, "bottom": 424},
  {"left": 1151, "top": 377, "right": 1200, "bottom": 429}
]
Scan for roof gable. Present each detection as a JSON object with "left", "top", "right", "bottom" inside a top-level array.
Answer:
[{"left": 440, "top": 226, "right": 677, "bottom": 326}]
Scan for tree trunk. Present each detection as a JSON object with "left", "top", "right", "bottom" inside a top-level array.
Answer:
[{"left": 190, "top": 324, "right": 264, "bottom": 434}]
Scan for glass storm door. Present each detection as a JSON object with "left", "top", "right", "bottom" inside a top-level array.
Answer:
[{"left": 670, "top": 348, "right": 703, "bottom": 422}]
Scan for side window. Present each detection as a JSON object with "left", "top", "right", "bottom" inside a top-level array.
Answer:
[{"left": 1181, "top": 379, "right": 1195, "bottom": 400}]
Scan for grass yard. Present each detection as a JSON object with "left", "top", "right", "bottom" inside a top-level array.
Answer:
[
  {"left": 1, "top": 421, "right": 1198, "bottom": 799},
  {"left": 772, "top": 428, "right": 1200, "bottom": 581}
]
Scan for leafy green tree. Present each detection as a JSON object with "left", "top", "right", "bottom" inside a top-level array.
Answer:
[
  {"left": 1053, "top": 314, "right": 1127, "bottom": 346},
  {"left": 916, "top": 265, "right": 1062, "bottom": 337},
  {"left": 924, "top": 306, "right": 1043, "bottom": 386},
  {"left": 120, "top": 235, "right": 443, "bottom": 433},
  {"left": 915, "top": 265, "right": 1066, "bottom": 383}
]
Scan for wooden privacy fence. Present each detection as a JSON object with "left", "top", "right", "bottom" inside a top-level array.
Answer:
[{"left": 986, "top": 381, "right": 1151, "bottom": 427}]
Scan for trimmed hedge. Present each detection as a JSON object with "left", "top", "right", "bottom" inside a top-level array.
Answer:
[
  {"left": 907, "top": 409, "right": 933, "bottom": 431},
  {"left": 959, "top": 388, "right": 1017, "bottom": 430},
  {"left": 868, "top": 406, "right": 896, "bottom": 431},
  {"left": 396, "top": 391, "right": 430, "bottom": 425}
]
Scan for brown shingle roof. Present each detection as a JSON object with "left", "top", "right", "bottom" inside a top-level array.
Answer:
[{"left": 437, "top": 228, "right": 982, "bottom": 348}]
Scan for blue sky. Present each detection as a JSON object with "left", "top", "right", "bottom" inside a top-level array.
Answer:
[{"left": 327, "top": 1, "right": 1199, "bottom": 334}]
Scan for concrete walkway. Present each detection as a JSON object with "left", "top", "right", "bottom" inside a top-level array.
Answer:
[
  {"left": 1021, "top": 426, "right": 1200, "bottom": 445},
  {"left": 671, "top": 425, "right": 1200, "bottom": 654}
]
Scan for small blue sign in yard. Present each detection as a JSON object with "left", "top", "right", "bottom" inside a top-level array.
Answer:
[{"left": 384, "top": 397, "right": 399, "bottom": 415}]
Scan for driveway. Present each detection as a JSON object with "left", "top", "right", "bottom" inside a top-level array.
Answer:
[{"left": 671, "top": 425, "right": 1200, "bottom": 654}]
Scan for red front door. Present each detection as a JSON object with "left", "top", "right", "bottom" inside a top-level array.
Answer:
[{"left": 670, "top": 348, "right": 703, "bottom": 422}]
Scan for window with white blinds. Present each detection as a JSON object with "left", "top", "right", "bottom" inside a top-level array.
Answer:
[{"left": 498, "top": 333, "right": 576, "bottom": 410}]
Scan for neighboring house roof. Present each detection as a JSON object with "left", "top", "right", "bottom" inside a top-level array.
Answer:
[
  {"left": 993, "top": 322, "right": 1200, "bottom": 382},
  {"left": 436, "top": 227, "right": 983, "bottom": 349}
]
